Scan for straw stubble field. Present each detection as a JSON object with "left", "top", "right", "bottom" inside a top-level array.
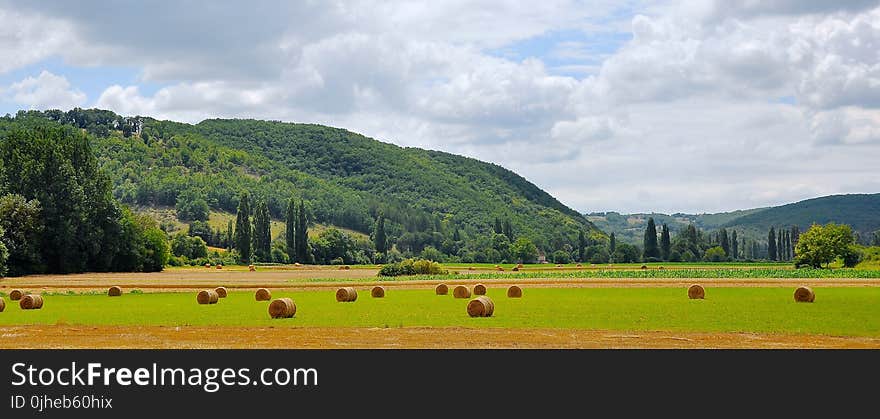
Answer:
[{"left": 1, "top": 265, "right": 880, "bottom": 349}]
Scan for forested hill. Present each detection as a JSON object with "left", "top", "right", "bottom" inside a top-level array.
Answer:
[
  {"left": 721, "top": 194, "right": 880, "bottom": 236},
  {"left": 1, "top": 109, "right": 602, "bottom": 258}
]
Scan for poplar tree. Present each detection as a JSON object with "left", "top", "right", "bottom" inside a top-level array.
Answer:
[
  {"left": 731, "top": 230, "right": 738, "bottom": 260},
  {"left": 578, "top": 231, "right": 586, "bottom": 262},
  {"left": 374, "top": 213, "right": 387, "bottom": 254},
  {"left": 768, "top": 227, "right": 777, "bottom": 261},
  {"left": 295, "top": 200, "right": 309, "bottom": 263},
  {"left": 234, "top": 192, "right": 252, "bottom": 264},
  {"left": 660, "top": 224, "right": 671, "bottom": 261},
  {"left": 643, "top": 217, "right": 660, "bottom": 260},
  {"left": 285, "top": 198, "right": 296, "bottom": 262}
]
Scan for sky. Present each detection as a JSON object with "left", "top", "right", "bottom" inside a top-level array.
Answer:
[{"left": 1, "top": 0, "right": 878, "bottom": 214}]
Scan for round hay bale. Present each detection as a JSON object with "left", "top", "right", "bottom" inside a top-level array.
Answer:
[
  {"left": 248, "top": 264, "right": 256, "bottom": 272},
  {"left": 687, "top": 284, "right": 705, "bottom": 300},
  {"left": 473, "top": 284, "right": 487, "bottom": 295},
  {"left": 507, "top": 285, "right": 523, "bottom": 298},
  {"left": 268, "top": 298, "right": 297, "bottom": 319},
  {"left": 339, "top": 265, "right": 351, "bottom": 270},
  {"left": 9, "top": 290, "right": 22, "bottom": 301},
  {"left": 453, "top": 285, "right": 471, "bottom": 299},
  {"left": 467, "top": 296, "right": 495, "bottom": 317},
  {"left": 255, "top": 288, "right": 272, "bottom": 301},
  {"left": 215, "top": 287, "right": 228, "bottom": 298},
  {"left": 294, "top": 262, "right": 302, "bottom": 267},
  {"left": 496, "top": 266, "right": 504, "bottom": 272},
  {"left": 108, "top": 286, "right": 122, "bottom": 297},
  {"left": 371, "top": 286, "right": 385, "bottom": 298},
  {"left": 640, "top": 265, "right": 647, "bottom": 269},
  {"left": 512, "top": 266, "right": 519, "bottom": 271},
  {"left": 576, "top": 263, "right": 582, "bottom": 268},
  {"left": 435, "top": 283, "right": 448, "bottom": 295},
  {"left": 205, "top": 263, "right": 212, "bottom": 268},
  {"left": 0, "top": 297, "right": 5, "bottom": 312},
  {"left": 336, "top": 287, "right": 358, "bottom": 302},
  {"left": 516, "top": 263, "right": 524, "bottom": 269},
  {"left": 794, "top": 286, "right": 815, "bottom": 303},
  {"left": 216, "top": 264, "right": 223, "bottom": 270},
  {"left": 20, "top": 294, "right": 43, "bottom": 310},
  {"left": 197, "top": 290, "right": 219, "bottom": 305}
]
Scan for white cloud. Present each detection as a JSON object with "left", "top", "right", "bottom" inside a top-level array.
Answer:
[
  {"left": 7, "top": 70, "right": 86, "bottom": 110},
  {"left": 2, "top": 0, "right": 880, "bottom": 213}
]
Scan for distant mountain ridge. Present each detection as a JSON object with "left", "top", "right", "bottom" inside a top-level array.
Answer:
[{"left": 588, "top": 193, "right": 880, "bottom": 245}]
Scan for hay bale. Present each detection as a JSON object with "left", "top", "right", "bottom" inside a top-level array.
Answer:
[
  {"left": 496, "top": 266, "right": 504, "bottom": 272},
  {"left": 197, "top": 290, "right": 219, "bottom": 305},
  {"left": 294, "top": 262, "right": 302, "bottom": 267},
  {"left": 371, "top": 286, "right": 385, "bottom": 298},
  {"left": 336, "top": 287, "right": 358, "bottom": 302},
  {"left": 453, "top": 285, "right": 471, "bottom": 299},
  {"left": 512, "top": 266, "right": 519, "bottom": 271},
  {"left": 216, "top": 264, "right": 223, "bottom": 270},
  {"left": 0, "top": 297, "right": 5, "bottom": 312},
  {"left": 473, "top": 283, "right": 487, "bottom": 295},
  {"left": 435, "top": 284, "right": 448, "bottom": 295},
  {"left": 640, "top": 265, "right": 647, "bottom": 269},
  {"left": 268, "top": 298, "right": 296, "bottom": 319},
  {"left": 215, "top": 287, "right": 228, "bottom": 298},
  {"left": 687, "top": 284, "right": 705, "bottom": 299},
  {"left": 205, "top": 263, "right": 212, "bottom": 268},
  {"left": 794, "top": 286, "right": 815, "bottom": 303},
  {"left": 108, "top": 286, "right": 122, "bottom": 297},
  {"left": 255, "top": 288, "right": 272, "bottom": 301},
  {"left": 467, "top": 296, "right": 495, "bottom": 317},
  {"left": 507, "top": 285, "right": 523, "bottom": 298},
  {"left": 516, "top": 263, "right": 524, "bottom": 269},
  {"left": 339, "top": 265, "right": 351, "bottom": 270},
  {"left": 19, "top": 294, "right": 43, "bottom": 310},
  {"left": 248, "top": 264, "right": 256, "bottom": 272},
  {"left": 9, "top": 290, "right": 22, "bottom": 301},
  {"left": 576, "top": 263, "right": 582, "bottom": 268}
]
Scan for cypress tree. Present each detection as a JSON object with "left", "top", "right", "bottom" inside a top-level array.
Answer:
[
  {"left": 295, "top": 200, "right": 308, "bottom": 263},
  {"left": 720, "top": 228, "right": 730, "bottom": 257},
  {"left": 659, "top": 224, "right": 671, "bottom": 261},
  {"left": 609, "top": 232, "right": 616, "bottom": 255},
  {"left": 234, "top": 192, "right": 252, "bottom": 264},
  {"left": 643, "top": 217, "right": 660, "bottom": 261},
  {"left": 374, "top": 213, "right": 387, "bottom": 254},
  {"left": 226, "top": 220, "right": 233, "bottom": 250},
  {"left": 578, "top": 231, "right": 586, "bottom": 262},
  {"left": 285, "top": 198, "right": 296, "bottom": 262},
  {"left": 777, "top": 229, "right": 784, "bottom": 261},
  {"left": 502, "top": 219, "right": 513, "bottom": 241},
  {"left": 252, "top": 200, "right": 271, "bottom": 262},
  {"left": 768, "top": 227, "right": 777, "bottom": 261},
  {"left": 731, "top": 230, "right": 738, "bottom": 260},
  {"left": 494, "top": 218, "right": 503, "bottom": 235}
]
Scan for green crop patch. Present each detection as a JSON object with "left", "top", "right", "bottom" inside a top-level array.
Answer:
[{"left": 1, "top": 287, "right": 878, "bottom": 337}]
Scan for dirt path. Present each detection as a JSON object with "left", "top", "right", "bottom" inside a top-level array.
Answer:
[{"left": 1, "top": 325, "right": 878, "bottom": 349}]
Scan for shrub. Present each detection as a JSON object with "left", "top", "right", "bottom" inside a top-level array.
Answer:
[{"left": 378, "top": 258, "right": 448, "bottom": 277}]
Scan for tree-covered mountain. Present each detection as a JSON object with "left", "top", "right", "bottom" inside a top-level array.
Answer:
[
  {"left": 1, "top": 109, "right": 602, "bottom": 264},
  {"left": 588, "top": 193, "right": 880, "bottom": 246}
]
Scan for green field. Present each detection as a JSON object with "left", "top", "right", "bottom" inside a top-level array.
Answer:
[{"left": 2, "top": 288, "right": 879, "bottom": 337}]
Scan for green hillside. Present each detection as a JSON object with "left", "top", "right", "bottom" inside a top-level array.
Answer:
[
  {"left": 587, "top": 208, "right": 766, "bottom": 245},
  {"left": 1, "top": 109, "right": 601, "bottom": 263},
  {"left": 723, "top": 194, "right": 880, "bottom": 236}
]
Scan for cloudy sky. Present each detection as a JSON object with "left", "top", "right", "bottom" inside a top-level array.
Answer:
[{"left": 1, "top": 1, "right": 878, "bottom": 214}]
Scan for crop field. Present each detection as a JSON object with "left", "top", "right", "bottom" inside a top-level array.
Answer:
[{"left": 2, "top": 264, "right": 880, "bottom": 349}]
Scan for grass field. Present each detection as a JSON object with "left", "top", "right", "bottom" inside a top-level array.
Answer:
[{"left": 2, "top": 287, "right": 879, "bottom": 338}]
